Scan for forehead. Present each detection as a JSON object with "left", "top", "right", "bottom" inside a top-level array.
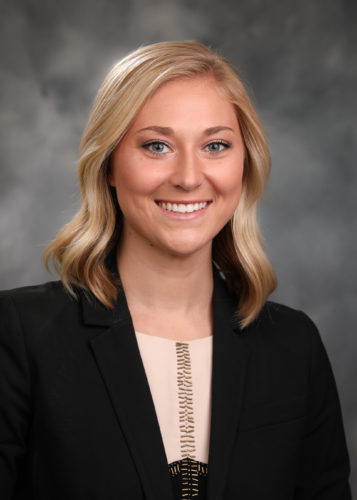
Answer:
[{"left": 130, "top": 75, "right": 238, "bottom": 130}]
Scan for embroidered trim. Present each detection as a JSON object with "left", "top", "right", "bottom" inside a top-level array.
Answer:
[
  {"left": 176, "top": 342, "right": 205, "bottom": 497},
  {"left": 176, "top": 342, "right": 196, "bottom": 459},
  {"left": 169, "top": 458, "right": 208, "bottom": 477},
  {"left": 169, "top": 458, "right": 208, "bottom": 498}
]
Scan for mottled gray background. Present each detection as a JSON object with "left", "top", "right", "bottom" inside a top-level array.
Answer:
[{"left": 1, "top": 0, "right": 356, "bottom": 494}]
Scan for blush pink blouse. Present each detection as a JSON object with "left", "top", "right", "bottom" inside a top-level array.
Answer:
[{"left": 135, "top": 331, "right": 213, "bottom": 468}]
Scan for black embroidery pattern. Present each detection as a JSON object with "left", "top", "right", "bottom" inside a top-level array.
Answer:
[{"left": 169, "top": 457, "right": 208, "bottom": 499}]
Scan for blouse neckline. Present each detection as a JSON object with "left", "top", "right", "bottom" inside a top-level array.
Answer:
[{"left": 135, "top": 331, "right": 213, "bottom": 343}]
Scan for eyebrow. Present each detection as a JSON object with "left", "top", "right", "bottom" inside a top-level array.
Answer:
[
  {"left": 204, "top": 126, "right": 234, "bottom": 135},
  {"left": 136, "top": 125, "right": 235, "bottom": 135}
]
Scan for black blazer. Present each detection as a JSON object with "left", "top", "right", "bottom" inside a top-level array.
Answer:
[{"left": 0, "top": 275, "right": 351, "bottom": 499}]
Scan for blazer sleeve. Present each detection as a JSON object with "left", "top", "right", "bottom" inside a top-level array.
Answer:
[
  {"left": 0, "top": 294, "right": 32, "bottom": 499},
  {"left": 294, "top": 313, "right": 352, "bottom": 499}
]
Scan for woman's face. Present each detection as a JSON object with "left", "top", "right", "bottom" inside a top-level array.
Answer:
[{"left": 109, "top": 75, "right": 245, "bottom": 259}]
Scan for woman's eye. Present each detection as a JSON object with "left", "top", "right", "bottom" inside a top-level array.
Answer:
[
  {"left": 143, "top": 141, "right": 170, "bottom": 154},
  {"left": 205, "top": 141, "right": 230, "bottom": 153}
]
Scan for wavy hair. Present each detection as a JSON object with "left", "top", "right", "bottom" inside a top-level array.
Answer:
[{"left": 44, "top": 41, "right": 277, "bottom": 327}]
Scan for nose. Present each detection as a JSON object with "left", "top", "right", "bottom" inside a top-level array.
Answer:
[{"left": 169, "top": 151, "right": 204, "bottom": 191}]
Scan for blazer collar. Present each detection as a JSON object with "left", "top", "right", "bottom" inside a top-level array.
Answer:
[{"left": 82, "top": 269, "right": 251, "bottom": 500}]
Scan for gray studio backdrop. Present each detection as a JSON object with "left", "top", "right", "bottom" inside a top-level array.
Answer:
[{"left": 1, "top": 0, "right": 356, "bottom": 494}]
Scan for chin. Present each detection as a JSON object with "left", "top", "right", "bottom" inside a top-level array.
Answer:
[{"left": 159, "top": 238, "right": 212, "bottom": 259}]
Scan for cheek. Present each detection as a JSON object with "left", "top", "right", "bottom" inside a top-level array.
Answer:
[
  {"left": 216, "top": 162, "right": 244, "bottom": 198},
  {"left": 113, "top": 159, "right": 167, "bottom": 198}
]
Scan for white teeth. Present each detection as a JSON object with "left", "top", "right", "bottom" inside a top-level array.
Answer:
[{"left": 158, "top": 201, "right": 208, "bottom": 213}]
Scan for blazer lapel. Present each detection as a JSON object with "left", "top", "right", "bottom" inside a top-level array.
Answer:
[
  {"left": 81, "top": 269, "right": 251, "bottom": 500},
  {"left": 207, "top": 275, "right": 252, "bottom": 500},
  {"left": 83, "top": 289, "right": 174, "bottom": 500}
]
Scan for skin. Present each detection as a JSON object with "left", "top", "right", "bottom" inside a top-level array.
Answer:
[{"left": 109, "top": 75, "right": 245, "bottom": 340}]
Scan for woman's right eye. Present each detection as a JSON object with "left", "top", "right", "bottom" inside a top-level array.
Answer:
[{"left": 142, "top": 141, "right": 170, "bottom": 154}]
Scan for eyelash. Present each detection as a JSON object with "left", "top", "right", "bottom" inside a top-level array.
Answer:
[
  {"left": 205, "top": 140, "right": 231, "bottom": 153},
  {"left": 142, "top": 140, "right": 171, "bottom": 155},
  {"left": 142, "top": 139, "right": 231, "bottom": 155}
]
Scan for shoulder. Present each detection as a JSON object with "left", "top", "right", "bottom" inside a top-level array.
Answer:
[
  {"left": 216, "top": 275, "right": 319, "bottom": 345},
  {"left": 0, "top": 280, "right": 74, "bottom": 309},
  {"left": 259, "top": 300, "right": 316, "bottom": 331},
  {"left": 0, "top": 281, "right": 80, "bottom": 331},
  {"left": 252, "top": 300, "right": 318, "bottom": 334},
  {"left": 243, "top": 300, "right": 322, "bottom": 358}
]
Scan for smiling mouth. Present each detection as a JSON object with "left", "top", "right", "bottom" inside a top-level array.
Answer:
[{"left": 156, "top": 200, "right": 211, "bottom": 214}]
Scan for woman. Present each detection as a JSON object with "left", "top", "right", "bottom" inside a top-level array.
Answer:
[{"left": 0, "top": 41, "right": 351, "bottom": 499}]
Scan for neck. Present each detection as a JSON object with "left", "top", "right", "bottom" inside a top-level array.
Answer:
[{"left": 116, "top": 237, "right": 214, "bottom": 315}]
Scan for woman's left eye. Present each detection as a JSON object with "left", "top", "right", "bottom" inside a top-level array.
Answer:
[
  {"left": 142, "top": 141, "right": 170, "bottom": 154},
  {"left": 205, "top": 141, "right": 230, "bottom": 153}
]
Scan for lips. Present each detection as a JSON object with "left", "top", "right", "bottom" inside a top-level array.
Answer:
[{"left": 156, "top": 201, "right": 211, "bottom": 214}]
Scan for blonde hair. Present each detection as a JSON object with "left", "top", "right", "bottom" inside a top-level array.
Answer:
[{"left": 44, "top": 41, "right": 277, "bottom": 328}]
